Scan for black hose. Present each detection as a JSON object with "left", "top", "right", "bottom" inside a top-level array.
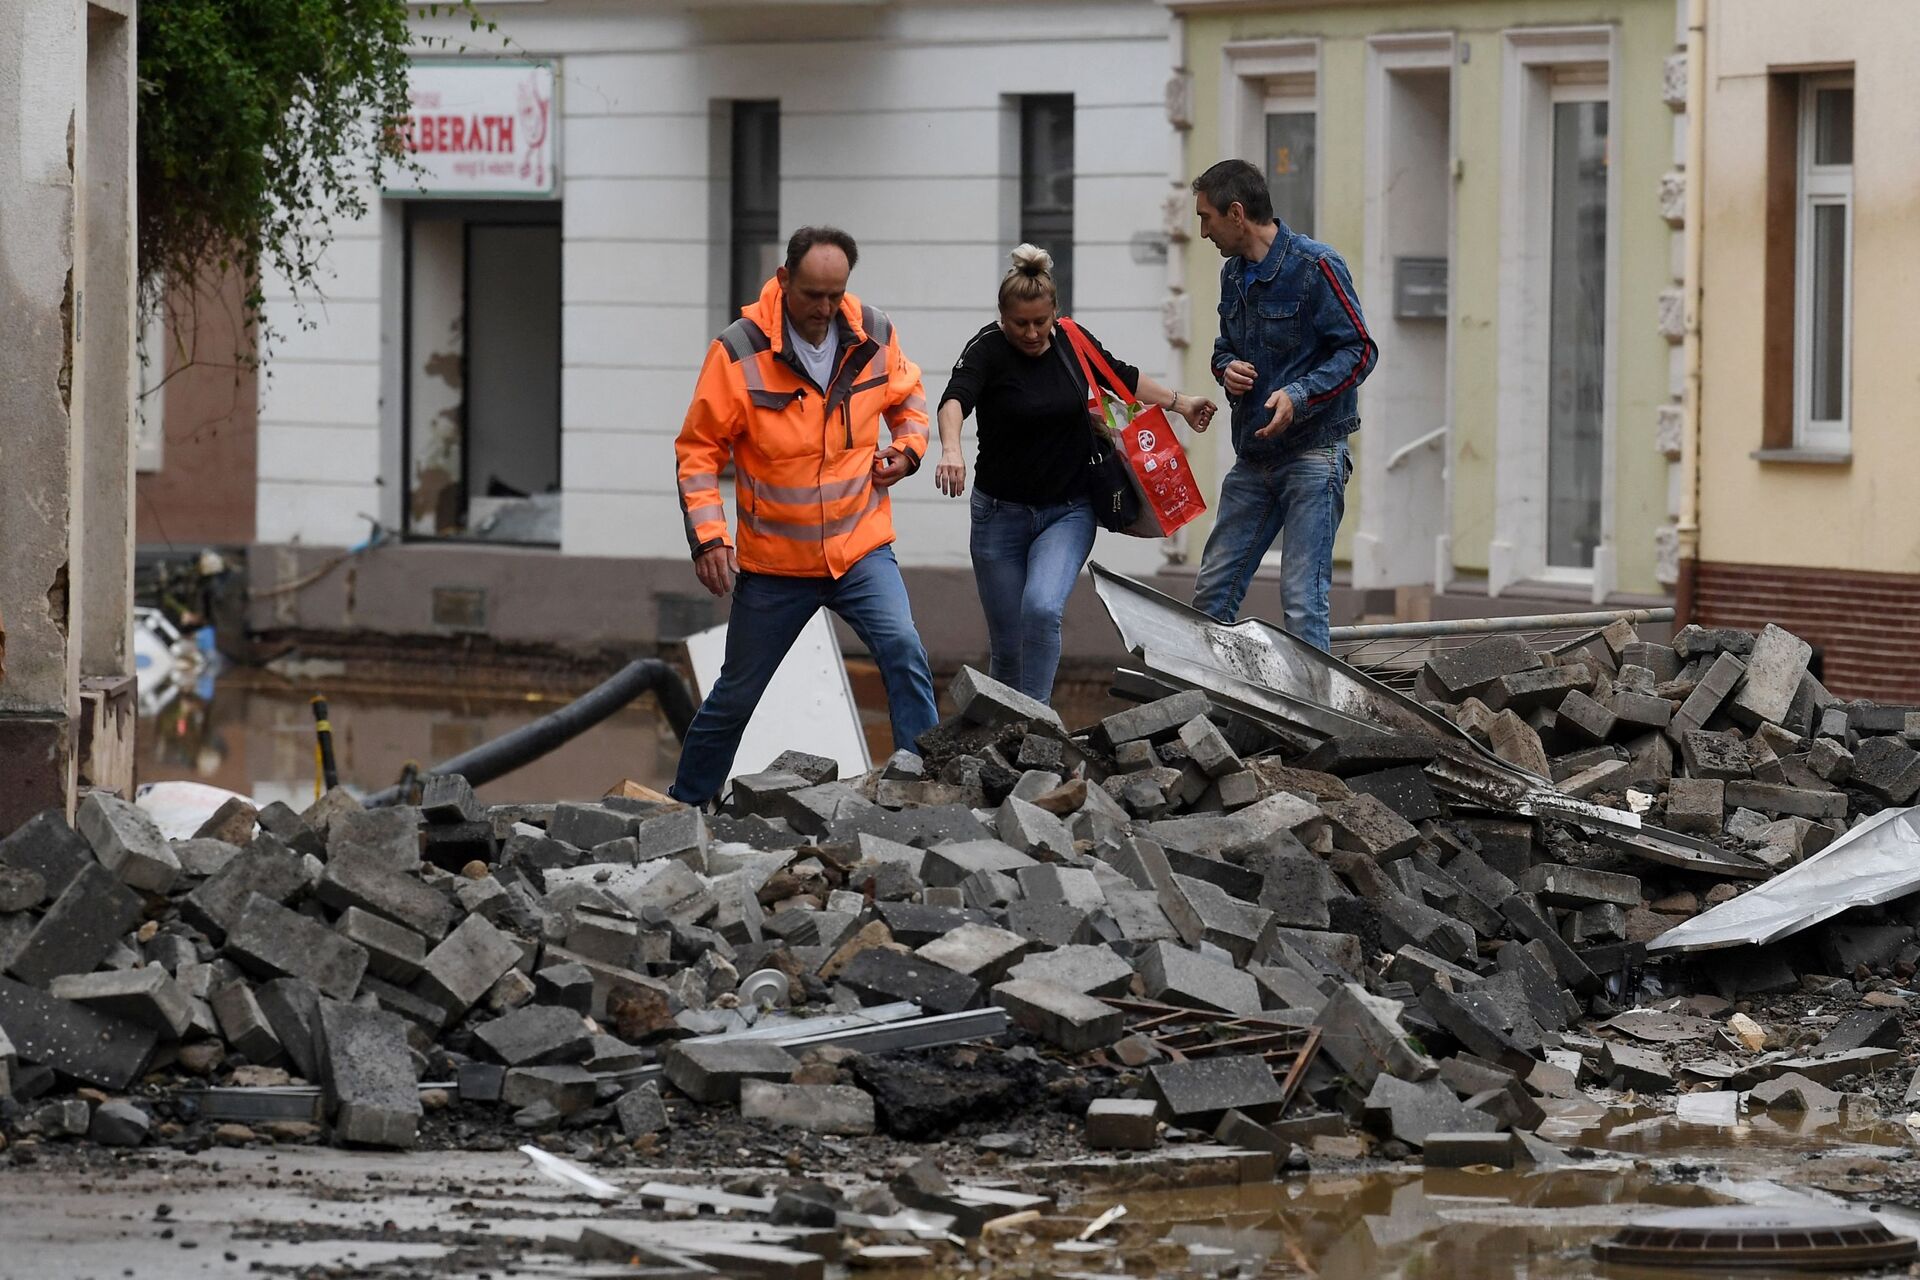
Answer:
[{"left": 364, "top": 658, "right": 697, "bottom": 806}]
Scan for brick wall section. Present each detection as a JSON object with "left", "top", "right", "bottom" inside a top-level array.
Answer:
[{"left": 1694, "top": 562, "right": 1920, "bottom": 703}]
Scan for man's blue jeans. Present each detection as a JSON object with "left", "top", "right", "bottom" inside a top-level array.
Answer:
[
  {"left": 1192, "top": 442, "right": 1351, "bottom": 650},
  {"left": 670, "top": 544, "right": 938, "bottom": 807},
  {"left": 969, "top": 490, "right": 1096, "bottom": 703}
]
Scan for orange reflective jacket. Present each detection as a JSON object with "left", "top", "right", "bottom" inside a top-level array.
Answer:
[{"left": 675, "top": 277, "right": 929, "bottom": 579}]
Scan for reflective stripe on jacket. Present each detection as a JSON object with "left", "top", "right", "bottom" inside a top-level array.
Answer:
[{"left": 675, "top": 277, "right": 929, "bottom": 578}]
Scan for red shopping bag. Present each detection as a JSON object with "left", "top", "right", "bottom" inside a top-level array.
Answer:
[{"left": 1059, "top": 318, "right": 1207, "bottom": 538}]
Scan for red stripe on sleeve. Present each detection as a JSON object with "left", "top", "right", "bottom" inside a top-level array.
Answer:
[{"left": 1306, "top": 258, "right": 1379, "bottom": 408}]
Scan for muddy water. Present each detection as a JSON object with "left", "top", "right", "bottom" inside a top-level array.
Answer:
[{"left": 134, "top": 664, "right": 1123, "bottom": 807}]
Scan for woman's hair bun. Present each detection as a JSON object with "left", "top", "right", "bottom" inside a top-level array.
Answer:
[{"left": 1009, "top": 243, "right": 1053, "bottom": 277}]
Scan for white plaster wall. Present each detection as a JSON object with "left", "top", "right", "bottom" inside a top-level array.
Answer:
[{"left": 258, "top": 0, "right": 1176, "bottom": 576}]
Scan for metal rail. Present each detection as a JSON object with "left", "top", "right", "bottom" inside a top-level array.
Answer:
[{"left": 1329, "top": 606, "right": 1673, "bottom": 643}]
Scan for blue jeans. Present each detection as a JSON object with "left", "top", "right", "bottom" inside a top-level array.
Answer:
[
  {"left": 1192, "top": 443, "right": 1351, "bottom": 650},
  {"left": 969, "top": 489, "right": 1096, "bottom": 703},
  {"left": 670, "top": 544, "right": 938, "bottom": 806}
]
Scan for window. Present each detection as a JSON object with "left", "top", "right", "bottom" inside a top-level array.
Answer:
[
  {"left": 1264, "top": 75, "right": 1317, "bottom": 237},
  {"left": 1545, "top": 85, "right": 1609, "bottom": 570},
  {"left": 1796, "top": 75, "right": 1852, "bottom": 449},
  {"left": 1019, "top": 95, "right": 1074, "bottom": 312},
  {"left": 729, "top": 101, "right": 781, "bottom": 311},
  {"left": 134, "top": 305, "right": 167, "bottom": 473}
]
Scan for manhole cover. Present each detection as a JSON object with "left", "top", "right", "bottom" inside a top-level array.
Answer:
[{"left": 1593, "top": 1206, "right": 1918, "bottom": 1271}]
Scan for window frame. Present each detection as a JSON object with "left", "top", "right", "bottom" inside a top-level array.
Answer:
[
  {"left": 1793, "top": 72, "right": 1853, "bottom": 451},
  {"left": 1262, "top": 74, "right": 1319, "bottom": 239},
  {"left": 1017, "top": 93, "right": 1075, "bottom": 314},
  {"left": 728, "top": 100, "right": 782, "bottom": 314}
]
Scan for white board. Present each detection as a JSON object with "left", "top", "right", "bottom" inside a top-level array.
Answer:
[{"left": 684, "top": 609, "right": 872, "bottom": 783}]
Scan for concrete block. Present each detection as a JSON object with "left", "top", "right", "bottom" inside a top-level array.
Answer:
[
  {"left": 921, "top": 839, "right": 1038, "bottom": 889},
  {"left": 1556, "top": 690, "right": 1618, "bottom": 744},
  {"left": 317, "top": 848, "right": 457, "bottom": 942},
  {"left": 1148, "top": 1055, "right": 1285, "bottom": 1125},
  {"left": 991, "top": 978, "right": 1125, "bottom": 1051},
  {"left": 1488, "top": 710, "right": 1552, "bottom": 776},
  {"left": 616, "top": 1080, "right": 670, "bottom": 1136},
  {"left": 89, "top": 1099, "right": 152, "bottom": 1147},
  {"left": 1326, "top": 794, "right": 1422, "bottom": 861},
  {"left": 1178, "top": 716, "right": 1242, "bottom": 777},
  {"left": 1417, "top": 983, "right": 1537, "bottom": 1074},
  {"left": 1100, "top": 690, "right": 1211, "bottom": 748},
  {"left": 1500, "top": 895, "right": 1600, "bottom": 994},
  {"left": 1485, "top": 665, "right": 1592, "bottom": 715},
  {"left": 1602, "top": 1040, "right": 1674, "bottom": 1092},
  {"left": 1665, "top": 777, "right": 1724, "bottom": 834},
  {"left": 1387, "top": 946, "right": 1482, "bottom": 994},
  {"left": 1424, "top": 1131, "right": 1516, "bottom": 1168},
  {"left": 1375, "top": 891, "right": 1475, "bottom": 964},
  {"left": 1016, "top": 864, "right": 1107, "bottom": 911},
  {"left": 838, "top": 948, "right": 980, "bottom": 1015},
  {"left": 995, "top": 796, "right": 1074, "bottom": 859},
  {"left": 255, "top": 978, "right": 324, "bottom": 1079},
  {"left": 0, "top": 809, "right": 94, "bottom": 898},
  {"left": 0, "top": 976, "right": 158, "bottom": 1089},
  {"left": 1364, "top": 1074, "right": 1500, "bottom": 1149},
  {"left": 1722, "top": 780, "right": 1848, "bottom": 820},
  {"left": 7, "top": 861, "right": 144, "bottom": 988},
  {"left": 1247, "top": 850, "right": 1340, "bottom": 931},
  {"left": 473, "top": 1003, "right": 595, "bottom": 1067},
  {"left": 1135, "top": 941, "right": 1260, "bottom": 1015},
  {"left": 412, "top": 914, "right": 522, "bottom": 1019},
  {"left": 225, "top": 894, "right": 368, "bottom": 1002},
  {"left": 47, "top": 967, "right": 194, "bottom": 1040},
  {"left": 1670, "top": 652, "right": 1747, "bottom": 738},
  {"left": 327, "top": 807, "right": 422, "bottom": 868},
  {"left": 1423, "top": 636, "right": 1543, "bottom": 701},
  {"left": 180, "top": 842, "right": 311, "bottom": 943},
  {"left": 741, "top": 1079, "right": 876, "bottom": 1136},
  {"left": 502, "top": 1064, "right": 597, "bottom": 1115},
  {"left": 548, "top": 802, "right": 640, "bottom": 851},
  {"left": 662, "top": 1040, "right": 797, "bottom": 1104},
  {"left": 419, "top": 773, "right": 482, "bottom": 824},
  {"left": 333, "top": 907, "right": 428, "bottom": 984},
  {"left": 210, "top": 981, "right": 283, "bottom": 1063},
  {"left": 316, "top": 1001, "right": 420, "bottom": 1148},
  {"left": 1851, "top": 736, "right": 1920, "bottom": 804},
  {"left": 1517, "top": 864, "right": 1641, "bottom": 909},
  {"left": 1006, "top": 944, "right": 1134, "bottom": 998},
  {"left": 915, "top": 923, "right": 1030, "bottom": 983},
  {"left": 1314, "top": 982, "right": 1436, "bottom": 1089},
  {"left": 76, "top": 793, "right": 181, "bottom": 894},
  {"left": 1086, "top": 1098, "right": 1159, "bottom": 1149},
  {"left": 1729, "top": 624, "right": 1811, "bottom": 727},
  {"left": 1346, "top": 767, "right": 1442, "bottom": 824},
  {"left": 950, "top": 666, "right": 1065, "bottom": 732}
]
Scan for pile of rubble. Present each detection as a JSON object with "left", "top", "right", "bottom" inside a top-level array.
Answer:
[{"left": 3, "top": 612, "right": 1918, "bottom": 1184}]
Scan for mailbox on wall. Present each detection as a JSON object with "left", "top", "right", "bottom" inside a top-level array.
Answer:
[{"left": 1394, "top": 256, "right": 1449, "bottom": 319}]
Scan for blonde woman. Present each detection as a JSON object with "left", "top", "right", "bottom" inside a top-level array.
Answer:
[{"left": 934, "top": 245, "right": 1215, "bottom": 703}]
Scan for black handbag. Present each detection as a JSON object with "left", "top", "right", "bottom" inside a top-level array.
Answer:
[{"left": 1053, "top": 322, "right": 1140, "bottom": 533}]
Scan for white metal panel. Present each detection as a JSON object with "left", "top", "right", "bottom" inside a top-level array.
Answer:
[{"left": 685, "top": 609, "right": 871, "bottom": 782}]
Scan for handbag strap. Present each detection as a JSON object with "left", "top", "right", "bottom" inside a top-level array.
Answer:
[{"left": 1058, "top": 317, "right": 1138, "bottom": 408}]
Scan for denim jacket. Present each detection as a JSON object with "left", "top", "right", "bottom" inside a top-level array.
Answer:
[{"left": 1211, "top": 223, "right": 1379, "bottom": 465}]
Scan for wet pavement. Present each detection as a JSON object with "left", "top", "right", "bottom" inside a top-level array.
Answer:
[{"left": 6, "top": 1105, "right": 1919, "bottom": 1280}]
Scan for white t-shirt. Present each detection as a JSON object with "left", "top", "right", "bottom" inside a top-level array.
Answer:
[{"left": 788, "top": 321, "right": 839, "bottom": 391}]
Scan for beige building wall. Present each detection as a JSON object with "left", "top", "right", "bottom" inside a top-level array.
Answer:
[
  {"left": 1170, "top": 0, "right": 1680, "bottom": 602},
  {"left": 1696, "top": 0, "right": 1920, "bottom": 575}
]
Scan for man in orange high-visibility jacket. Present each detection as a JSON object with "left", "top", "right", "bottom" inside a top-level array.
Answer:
[{"left": 670, "top": 226, "right": 939, "bottom": 807}]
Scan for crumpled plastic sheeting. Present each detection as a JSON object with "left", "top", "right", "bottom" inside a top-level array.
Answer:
[{"left": 1648, "top": 806, "right": 1920, "bottom": 953}]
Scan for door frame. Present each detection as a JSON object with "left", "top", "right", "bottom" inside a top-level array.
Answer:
[
  {"left": 1490, "top": 26, "right": 1621, "bottom": 601},
  {"left": 1356, "top": 31, "right": 1456, "bottom": 593}
]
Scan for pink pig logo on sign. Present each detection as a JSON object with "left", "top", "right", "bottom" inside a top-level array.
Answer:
[{"left": 1135, "top": 429, "right": 1157, "bottom": 452}]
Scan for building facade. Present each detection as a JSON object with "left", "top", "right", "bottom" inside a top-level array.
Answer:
[
  {"left": 0, "top": 0, "right": 141, "bottom": 831},
  {"left": 1685, "top": 0, "right": 1919, "bottom": 701},
  {"left": 1164, "top": 0, "right": 1685, "bottom": 616},
  {"left": 242, "top": 0, "right": 1187, "bottom": 666}
]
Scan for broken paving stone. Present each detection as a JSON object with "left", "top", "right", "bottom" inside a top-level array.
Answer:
[
  {"left": 1363, "top": 1074, "right": 1499, "bottom": 1150},
  {"left": 1516, "top": 864, "right": 1641, "bottom": 909},
  {"left": 88, "top": 1100, "right": 152, "bottom": 1147},
  {"left": 8, "top": 862, "right": 144, "bottom": 988},
  {"left": 1423, "top": 636, "right": 1544, "bottom": 702},
  {"left": 47, "top": 968, "right": 195, "bottom": 1040},
  {"left": 850, "top": 1053, "right": 1021, "bottom": 1140},
  {"left": 1136, "top": 940, "right": 1260, "bottom": 1015},
  {"left": 473, "top": 1004, "right": 595, "bottom": 1067},
  {"left": 1086, "top": 1098, "right": 1160, "bottom": 1150},
  {"left": 76, "top": 793, "right": 182, "bottom": 895},
  {"left": 225, "top": 894, "right": 369, "bottom": 1003},
  {"left": 615, "top": 1081, "right": 669, "bottom": 1137},
  {"left": 950, "top": 666, "right": 1065, "bottom": 733},
  {"left": 317, "top": 1001, "right": 421, "bottom": 1149},
  {"left": 914, "top": 923, "right": 1030, "bottom": 984},
  {"left": 333, "top": 907, "right": 428, "bottom": 984},
  {"left": 1601, "top": 1041, "right": 1674, "bottom": 1093},
  {"left": 0, "top": 976, "right": 159, "bottom": 1090},
  {"left": 502, "top": 1064, "right": 597, "bottom": 1115},
  {"left": 1851, "top": 736, "right": 1920, "bottom": 804},
  {"left": 0, "top": 810, "right": 97, "bottom": 899},
  {"left": 411, "top": 914, "right": 522, "bottom": 1021},
  {"left": 1147, "top": 1055, "right": 1285, "bottom": 1125},
  {"left": 1006, "top": 944, "right": 1134, "bottom": 998},
  {"left": 1314, "top": 982, "right": 1436, "bottom": 1090},
  {"left": 1747, "top": 1072, "right": 1841, "bottom": 1112},
  {"left": 1730, "top": 624, "right": 1812, "bottom": 728},
  {"left": 838, "top": 948, "right": 981, "bottom": 1016},
  {"left": 210, "top": 982, "right": 283, "bottom": 1064},
  {"left": 741, "top": 1080, "right": 876, "bottom": 1136},
  {"left": 921, "top": 840, "right": 1039, "bottom": 889},
  {"left": 1423, "top": 1131, "right": 1517, "bottom": 1169},
  {"left": 1664, "top": 777, "right": 1725, "bottom": 835},
  {"left": 1325, "top": 794, "right": 1422, "bottom": 861},
  {"left": 1814, "top": 1009, "right": 1902, "bottom": 1056},
  {"left": 991, "top": 978, "right": 1124, "bottom": 1052}
]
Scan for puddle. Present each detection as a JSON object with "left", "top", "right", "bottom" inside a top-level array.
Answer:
[{"left": 135, "top": 662, "right": 1125, "bottom": 806}]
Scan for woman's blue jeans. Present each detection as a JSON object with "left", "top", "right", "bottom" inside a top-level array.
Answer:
[{"left": 969, "top": 489, "right": 1097, "bottom": 704}]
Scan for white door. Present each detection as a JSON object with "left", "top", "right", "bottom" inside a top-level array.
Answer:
[{"left": 1354, "top": 41, "right": 1453, "bottom": 590}]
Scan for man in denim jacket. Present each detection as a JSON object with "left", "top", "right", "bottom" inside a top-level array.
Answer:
[{"left": 1189, "top": 160, "right": 1378, "bottom": 650}]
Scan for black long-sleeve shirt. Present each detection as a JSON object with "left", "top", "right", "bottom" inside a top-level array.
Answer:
[{"left": 939, "top": 322, "right": 1140, "bottom": 507}]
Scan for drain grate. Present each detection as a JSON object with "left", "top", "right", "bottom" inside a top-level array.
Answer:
[{"left": 1593, "top": 1207, "right": 1918, "bottom": 1271}]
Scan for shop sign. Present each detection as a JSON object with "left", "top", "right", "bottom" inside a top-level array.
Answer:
[{"left": 390, "top": 60, "right": 557, "bottom": 197}]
